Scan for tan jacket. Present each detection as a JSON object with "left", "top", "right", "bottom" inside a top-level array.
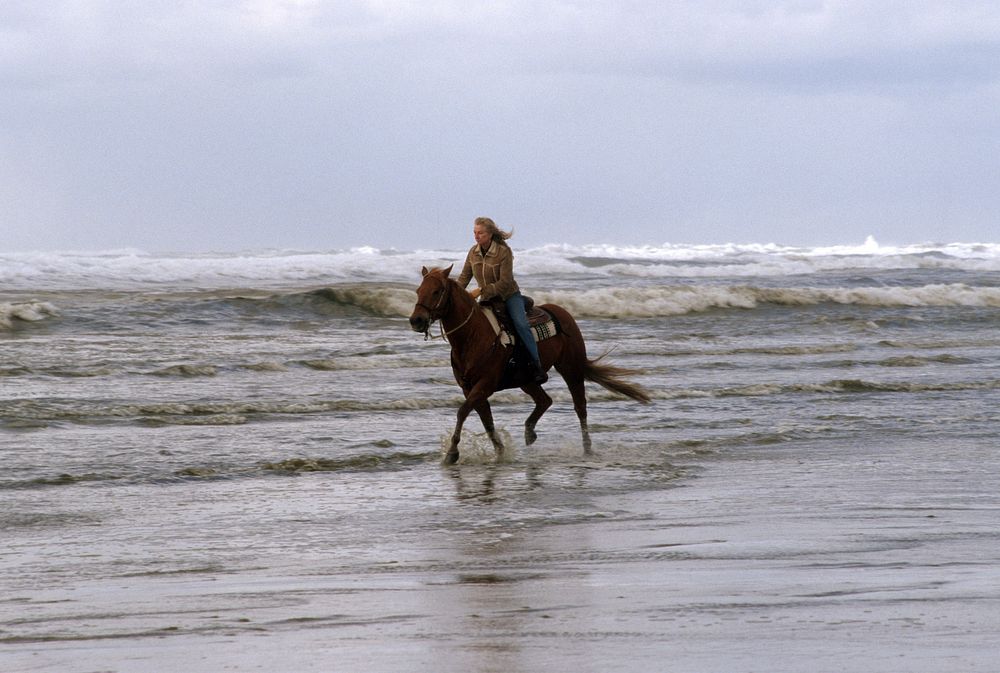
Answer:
[{"left": 457, "top": 241, "right": 520, "bottom": 302}]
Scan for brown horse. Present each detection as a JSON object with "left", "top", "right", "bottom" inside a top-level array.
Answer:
[{"left": 409, "top": 265, "right": 650, "bottom": 464}]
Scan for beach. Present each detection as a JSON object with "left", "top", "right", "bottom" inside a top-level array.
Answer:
[
  {"left": 3, "top": 242, "right": 999, "bottom": 671},
  {"left": 5, "top": 436, "right": 998, "bottom": 673}
]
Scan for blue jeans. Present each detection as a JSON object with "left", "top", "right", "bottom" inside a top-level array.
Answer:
[{"left": 505, "top": 292, "right": 540, "bottom": 365}]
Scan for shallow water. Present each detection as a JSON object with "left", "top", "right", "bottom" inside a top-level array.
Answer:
[{"left": 2, "top": 242, "right": 999, "bottom": 671}]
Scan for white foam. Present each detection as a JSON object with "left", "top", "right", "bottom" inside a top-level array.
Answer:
[
  {"left": 2, "top": 239, "right": 999, "bottom": 290},
  {"left": 0, "top": 249, "right": 455, "bottom": 290},
  {"left": 439, "top": 428, "right": 518, "bottom": 464},
  {"left": 518, "top": 238, "right": 1000, "bottom": 278},
  {"left": 532, "top": 283, "right": 1000, "bottom": 317},
  {"left": 0, "top": 301, "right": 60, "bottom": 329}
]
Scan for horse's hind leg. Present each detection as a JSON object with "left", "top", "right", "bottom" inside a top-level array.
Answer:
[
  {"left": 520, "top": 384, "right": 552, "bottom": 446},
  {"left": 562, "top": 375, "right": 592, "bottom": 455}
]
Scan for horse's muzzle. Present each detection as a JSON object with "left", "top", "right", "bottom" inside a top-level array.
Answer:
[{"left": 409, "top": 312, "right": 429, "bottom": 333}]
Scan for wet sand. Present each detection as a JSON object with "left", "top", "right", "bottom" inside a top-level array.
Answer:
[{"left": 3, "top": 436, "right": 998, "bottom": 673}]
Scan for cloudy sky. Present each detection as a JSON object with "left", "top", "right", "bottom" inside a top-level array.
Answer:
[{"left": 2, "top": 1, "right": 998, "bottom": 252}]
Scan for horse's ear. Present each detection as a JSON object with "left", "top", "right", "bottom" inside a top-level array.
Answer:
[
  {"left": 421, "top": 266, "right": 429, "bottom": 277},
  {"left": 442, "top": 264, "right": 453, "bottom": 278}
]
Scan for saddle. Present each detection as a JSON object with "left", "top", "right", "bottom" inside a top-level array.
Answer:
[
  {"left": 481, "top": 296, "right": 557, "bottom": 341},
  {"left": 479, "top": 296, "right": 559, "bottom": 391}
]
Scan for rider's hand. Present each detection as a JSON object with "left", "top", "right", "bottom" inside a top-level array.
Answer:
[{"left": 469, "top": 287, "right": 482, "bottom": 299}]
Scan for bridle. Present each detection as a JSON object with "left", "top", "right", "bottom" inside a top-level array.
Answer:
[
  {"left": 414, "top": 278, "right": 449, "bottom": 316},
  {"left": 415, "top": 277, "right": 478, "bottom": 342}
]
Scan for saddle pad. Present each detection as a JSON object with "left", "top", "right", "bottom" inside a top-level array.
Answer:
[
  {"left": 530, "top": 314, "right": 557, "bottom": 341},
  {"left": 482, "top": 308, "right": 513, "bottom": 346}
]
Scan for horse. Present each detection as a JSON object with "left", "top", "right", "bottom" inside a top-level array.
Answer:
[{"left": 409, "top": 265, "right": 651, "bottom": 464}]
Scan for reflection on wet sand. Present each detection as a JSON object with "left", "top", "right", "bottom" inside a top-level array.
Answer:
[{"left": 428, "top": 461, "right": 614, "bottom": 673}]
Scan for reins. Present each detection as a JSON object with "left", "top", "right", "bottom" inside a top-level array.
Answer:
[{"left": 440, "top": 303, "right": 477, "bottom": 341}]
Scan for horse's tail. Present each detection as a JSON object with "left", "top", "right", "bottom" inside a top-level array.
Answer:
[{"left": 582, "top": 351, "right": 651, "bottom": 404}]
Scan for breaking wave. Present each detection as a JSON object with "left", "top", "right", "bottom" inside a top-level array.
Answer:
[
  {"left": 185, "top": 286, "right": 415, "bottom": 320},
  {"left": 304, "top": 287, "right": 416, "bottom": 317},
  {"left": 532, "top": 283, "right": 1000, "bottom": 318},
  {"left": 4, "top": 239, "right": 1000, "bottom": 290},
  {"left": 179, "top": 282, "right": 1000, "bottom": 321},
  {"left": 0, "top": 301, "right": 59, "bottom": 329},
  {"left": 10, "top": 283, "right": 996, "bottom": 333}
]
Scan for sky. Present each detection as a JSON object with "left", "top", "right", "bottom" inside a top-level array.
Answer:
[{"left": 2, "top": 0, "right": 998, "bottom": 252}]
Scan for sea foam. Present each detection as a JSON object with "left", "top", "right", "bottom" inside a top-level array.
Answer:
[
  {"left": 3, "top": 240, "right": 1000, "bottom": 290},
  {"left": 0, "top": 301, "right": 60, "bottom": 329},
  {"left": 531, "top": 283, "right": 1000, "bottom": 318}
]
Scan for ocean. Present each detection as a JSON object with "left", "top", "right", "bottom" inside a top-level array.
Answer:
[{"left": 3, "top": 238, "right": 999, "bottom": 672}]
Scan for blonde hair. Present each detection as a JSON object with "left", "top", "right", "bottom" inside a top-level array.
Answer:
[{"left": 474, "top": 216, "right": 513, "bottom": 244}]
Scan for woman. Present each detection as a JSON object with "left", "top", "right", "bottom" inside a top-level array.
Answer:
[{"left": 457, "top": 217, "right": 547, "bottom": 384}]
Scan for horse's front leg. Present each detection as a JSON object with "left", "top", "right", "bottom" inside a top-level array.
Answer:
[
  {"left": 473, "top": 399, "right": 505, "bottom": 457},
  {"left": 446, "top": 398, "right": 474, "bottom": 464},
  {"left": 447, "top": 383, "right": 501, "bottom": 464}
]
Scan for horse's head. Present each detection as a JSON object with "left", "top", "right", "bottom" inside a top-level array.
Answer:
[{"left": 409, "top": 264, "right": 454, "bottom": 334}]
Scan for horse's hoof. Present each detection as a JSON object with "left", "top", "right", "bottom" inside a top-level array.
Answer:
[
  {"left": 444, "top": 450, "right": 460, "bottom": 465},
  {"left": 525, "top": 429, "right": 537, "bottom": 446},
  {"left": 486, "top": 431, "right": 503, "bottom": 451}
]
